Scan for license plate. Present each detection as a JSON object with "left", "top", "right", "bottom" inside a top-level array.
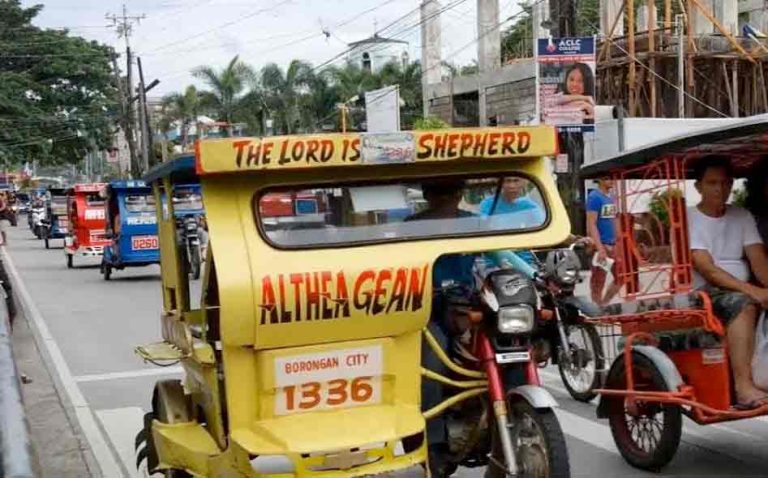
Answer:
[
  {"left": 496, "top": 351, "right": 531, "bottom": 364},
  {"left": 273, "top": 345, "right": 383, "bottom": 415},
  {"left": 131, "top": 235, "right": 158, "bottom": 251}
]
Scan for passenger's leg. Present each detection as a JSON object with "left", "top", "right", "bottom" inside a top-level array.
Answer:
[{"left": 727, "top": 304, "right": 766, "bottom": 404}]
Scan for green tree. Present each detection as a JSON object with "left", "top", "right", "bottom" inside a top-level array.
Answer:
[
  {"left": 377, "top": 61, "right": 423, "bottom": 129},
  {"left": 260, "top": 60, "right": 315, "bottom": 134},
  {"left": 193, "top": 55, "right": 254, "bottom": 135},
  {"left": 0, "top": 1, "right": 117, "bottom": 166},
  {"left": 160, "top": 85, "right": 202, "bottom": 150}
]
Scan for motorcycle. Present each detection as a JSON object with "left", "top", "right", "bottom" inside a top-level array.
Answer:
[
  {"left": 30, "top": 205, "right": 47, "bottom": 240},
  {"left": 427, "top": 260, "right": 571, "bottom": 478},
  {"left": 177, "top": 215, "right": 201, "bottom": 280},
  {"left": 496, "top": 246, "right": 605, "bottom": 402}
]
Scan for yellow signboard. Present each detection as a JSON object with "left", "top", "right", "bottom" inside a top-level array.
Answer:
[{"left": 195, "top": 126, "right": 558, "bottom": 174}]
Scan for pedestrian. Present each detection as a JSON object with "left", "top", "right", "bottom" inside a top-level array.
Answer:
[
  {"left": 0, "top": 192, "right": 12, "bottom": 246},
  {"left": 586, "top": 178, "right": 621, "bottom": 306}
]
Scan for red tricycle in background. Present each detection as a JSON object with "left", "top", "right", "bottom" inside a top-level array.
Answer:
[
  {"left": 580, "top": 117, "right": 768, "bottom": 472},
  {"left": 64, "top": 183, "right": 109, "bottom": 268}
]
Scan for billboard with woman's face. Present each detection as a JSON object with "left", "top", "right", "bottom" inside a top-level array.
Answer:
[{"left": 537, "top": 37, "right": 596, "bottom": 133}]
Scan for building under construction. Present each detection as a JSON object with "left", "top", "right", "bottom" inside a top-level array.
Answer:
[
  {"left": 421, "top": 0, "right": 768, "bottom": 123},
  {"left": 597, "top": 0, "right": 768, "bottom": 118}
]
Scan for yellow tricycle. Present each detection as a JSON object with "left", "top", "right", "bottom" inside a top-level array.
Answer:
[{"left": 136, "top": 126, "right": 575, "bottom": 477}]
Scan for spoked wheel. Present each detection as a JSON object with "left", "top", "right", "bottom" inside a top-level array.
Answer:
[
  {"left": 557, "top": 323, "right": 604, "bottom": 402},
  {"left": 486, "top": 401, "right": 570, "bottom": 478},
  {"left": 606, "top": 352, "right": 682, "bottom": 471},
  {"left": 66, "top": 254, "right": 73, "bottom": 269}
]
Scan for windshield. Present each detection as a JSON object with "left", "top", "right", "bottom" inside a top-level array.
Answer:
[
  {"left": 124, "top": 194, "right": 156, "bottom": 213},
  {"left": 85, "top": 193, "right": 104, "bottom": 206},
  {"left": 256, "top": 174, "right": 548, "bottom": 248},
  {"left": 173, "top": 191, "right": 203, "bottom": 212}
]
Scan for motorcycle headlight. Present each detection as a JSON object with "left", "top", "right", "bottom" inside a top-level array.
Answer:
[{"left": 498, "top": 305, "right": 535, "bottom": 334}]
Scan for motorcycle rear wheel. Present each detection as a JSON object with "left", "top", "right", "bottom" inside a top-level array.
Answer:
[{"left": 486, "top": 400, "right": 570, "bottom": 478}]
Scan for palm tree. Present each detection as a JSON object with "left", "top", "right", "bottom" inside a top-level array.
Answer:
[
  {"left": 260, "top": 60, "right": 315, "bottom": 134},
  {"left": 160, "top": 85, "right": 202, "bottom": 150},
  {"left": 192, "top": 55, "right": 254, "bottom": 136},
  {"left": 324, "top": 61, "right": 379, "bottom": 130}
]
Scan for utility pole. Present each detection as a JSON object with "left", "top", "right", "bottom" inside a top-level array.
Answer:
[
  {"left": 110, "top": 54, "right": 139, "bottom": 179},
  {"left": 676, "top": 14, "right": 685, "bottom": 118},
  {"left": 107, "top": 4, "right": 145, "bottom": 178},
  {"left": 137, "top": 57, "right": 151, "bottom": 172}
]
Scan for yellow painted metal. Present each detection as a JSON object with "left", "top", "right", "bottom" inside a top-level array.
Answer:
[
  {"left": 421, "top": 368, "right": 488, "bottom": 389},
  {"left": 142, "top": 126, "right": 569, "bottom": 477},
  {"left": 423, "top": 388, "right": 488, "bottom": 420},
  {"left": 423, "top": 327, "right": 486, "bottom": 379},
  {"left": 196, "top": 126, "right": 558, "bottom": 174}
]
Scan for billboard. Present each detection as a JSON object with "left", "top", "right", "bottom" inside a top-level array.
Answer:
[
  {"left": 537, "top": 37, "right": 596, "bottom": 133},
  {"left": 365, "top": 85, "right": 400, "bottom": 133}
]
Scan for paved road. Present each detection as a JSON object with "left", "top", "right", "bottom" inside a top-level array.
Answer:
[{"left": 6, "top": 224, "right": 768, "bottom": 478}]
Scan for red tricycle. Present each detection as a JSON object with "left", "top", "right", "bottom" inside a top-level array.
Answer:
[
  {"left": 581, "top": 117, "right": 768, "bottom": 471},
  {"left": 64, "top": 183, "right": 109, "bottom": 268}
]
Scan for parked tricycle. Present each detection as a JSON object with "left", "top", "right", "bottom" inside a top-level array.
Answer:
[
  {"left": 100, "top": 180, "right": 159, "bottom": 280},
  {"left": 42, "top": 188, "right": 69, "bottom": 249},
  {"left": 65, "top": 183, "right": 109, "bottom": 268},
  {"left": 581, "top": 116, "right": 768, "bottom": 471},
  {"left": 135, "top": 128, "right": 579, "bottom": 477}
]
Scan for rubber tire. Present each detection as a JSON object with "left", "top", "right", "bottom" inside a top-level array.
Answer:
[
  {"left": 606, "top": 352, "right": 682, "bottom": 472},
  {"left": 66, "top": 254, "right": 73, "bottom": 269},
  {"left": 44, "top": 237, "right": 49, "bottom": 249},
  {"left": 557, "top": 323, "right": 605, "bottom": 403},
  {"left": 188, "top": 246, "right": 201, "bottom": 280},
  {"left": 154, "top": 380, "right": 193, "bottom": 478},
  {"left": 103, "top": 263, "right": 112, "bottom": 281},
  {"left": 486, "top": 400, "right": 570, "bottom": 478}
]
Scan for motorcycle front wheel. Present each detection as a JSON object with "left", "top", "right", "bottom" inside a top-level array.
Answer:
[
  {"left": 486, "top": 400, "right": 570, "bottom": 478},
  {"left": 187, "top": 244, "right": 201, "bottom": 280},
  {"left": 557, "top": 323, "right": 604, "bottom": 402}
]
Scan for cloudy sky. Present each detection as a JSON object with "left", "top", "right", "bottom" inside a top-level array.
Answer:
[{"left": 26, "top": 0, "right": 522, "bottom": 97}]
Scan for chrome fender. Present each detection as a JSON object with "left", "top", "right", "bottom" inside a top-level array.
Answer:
[
  {"left": 596, "top": 344, "right": 683, "bottom": 418},
  {"left": 508, "top": 384, "right": 559, "bottom": 409}
]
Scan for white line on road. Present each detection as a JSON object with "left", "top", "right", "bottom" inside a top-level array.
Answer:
[
  {"left": 75, "top": 366, "right": 184, "bottom": 383},
  {"left": 96, "top": 407, "right": 148, "bottom": 478},
  {"left": 554, "top": 408, "right": 618, "bottom": 454},
  {"left": 3, "top": 249, "right": 124, "bottom": 478}
]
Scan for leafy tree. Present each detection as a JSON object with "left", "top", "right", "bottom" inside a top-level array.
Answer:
[
  {"left": 160, "top": 85, "right": 202, "bottom": 150},
  {"left": 193, "top": 55, "right": 254, "bottom": 135},
  {"left": 378, "top": 61, "right": 422, "bottom": 129},
  {"left": 260, "top": 60, "right": 314, "bottom": 134},
  {"left": 0, "top": 1, "right": 117, "bottom": 166},
  {"left": 413, "top": 116, "right": 449, "bottom": 130}
]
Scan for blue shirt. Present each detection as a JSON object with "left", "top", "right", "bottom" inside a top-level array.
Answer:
[
  {"left": 479, "top": 195, "right": 545, "bottom": 265},
  {"left": 586, "top": 189, "right": 616, "bottom": 245}
]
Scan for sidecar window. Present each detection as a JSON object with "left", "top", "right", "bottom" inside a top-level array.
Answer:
[{"left": 255, "top": 174, "right": 548, "bottom": 249}]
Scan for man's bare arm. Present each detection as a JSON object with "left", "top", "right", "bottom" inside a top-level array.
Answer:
[
  {"left": 745, "top": 243, "right": 768, "bottom": 288},
  {"left": 692, "top": 249, "right": 768, "bottom": 307}
]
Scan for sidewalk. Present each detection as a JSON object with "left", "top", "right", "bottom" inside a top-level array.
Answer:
[{"left": 7, "top": 258, "right": 96, "bottom": 477}]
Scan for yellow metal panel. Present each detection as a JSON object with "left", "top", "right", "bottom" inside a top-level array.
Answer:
[{"left": 196, "top": 126, "right": 558, "bottom": 174}]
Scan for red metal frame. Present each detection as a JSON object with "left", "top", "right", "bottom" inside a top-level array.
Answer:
[{"left": 591, "top": 153, "right": 768, "bottom": 425}]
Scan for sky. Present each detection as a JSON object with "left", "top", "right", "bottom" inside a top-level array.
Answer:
[{"left": 25, "top": 0, "right": 522, "bottom": 97}]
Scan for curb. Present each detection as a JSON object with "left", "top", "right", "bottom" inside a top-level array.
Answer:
[{"left": 2, "top": 247, "right": 123, "bottom": 478}]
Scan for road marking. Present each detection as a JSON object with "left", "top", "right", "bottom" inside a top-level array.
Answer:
[
  {"left": 554, "top": 408, "right": 618, "bottom": 454},
  {"left": 96, "top": 407, "right": 148, "bottom": 478},
  {"left": 3, "top": 248, "right": 124, "bottom": 478},
  {"left": 75, "top": 367, "right": 184, "bottom": 383}
]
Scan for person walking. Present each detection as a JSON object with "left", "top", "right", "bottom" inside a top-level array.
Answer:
[{"left": 586, "top": 178, "right": 621, "bottom": 306}]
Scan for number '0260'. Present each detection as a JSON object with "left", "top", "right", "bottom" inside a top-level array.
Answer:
[{"left": 282, "top": 376, "right": 374, "bottom": 411}]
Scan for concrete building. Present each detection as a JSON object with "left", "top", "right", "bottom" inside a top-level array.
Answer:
[
  {"left": 422, "top": 0, "right": 542, "bottom": 126},
  {"left": 347, "top": 34, "right": 409, "bottom": 73}
]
